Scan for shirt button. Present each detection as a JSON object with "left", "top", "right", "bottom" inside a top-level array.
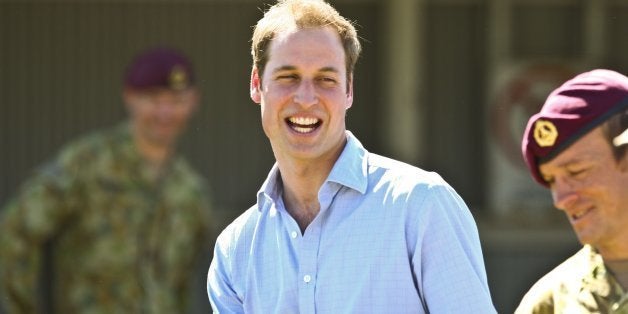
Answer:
[
  {"left": 303, "top": 275, "right": 311, "bottom": 283},
  {"left": 291, "top": 231, "right": 298, "bottom": 239}
]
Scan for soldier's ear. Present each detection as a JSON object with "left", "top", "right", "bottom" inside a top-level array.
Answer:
[
  {"left": 618, "top": 149, "right": 628, "bottom": 172},
  {"left": 122, "top": 88, "right": 137, "bottom": 113},
  {"left": 614, "top": 129, "right": 628, "bottom": 172},
  {"left": 250, "top": 67, "right": 262, "bottom": 105},
  {"left": 187, "top": 88, "right": 201, "bottom": 113}
]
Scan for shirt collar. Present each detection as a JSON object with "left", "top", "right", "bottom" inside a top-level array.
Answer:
[
  {"left": 257, "top": 162, "right": 282, "bottom": 210},
  {"left": 326, "top": 131, "right": 369, "bottom": 195},
  {"left": 581, "top": 245, "right": 626, "bottom": 299},
  {"left": 256, "top": 131, "right": 369, "bottom": 212}
]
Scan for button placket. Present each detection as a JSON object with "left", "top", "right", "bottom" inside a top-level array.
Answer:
[{"left": 298, "top": 222, "right": 320, "bottom": 314}]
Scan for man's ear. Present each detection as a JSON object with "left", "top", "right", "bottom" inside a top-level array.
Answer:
[
  {"left": 346, "top": 74, "right": 354, "bottom": 109},
  {"left": 618, "top": 149, "right": 628, "bottom": 172},
  {"left": 122, "top": 88, "right": 135, "bottom": 113},
  {"left": 188, "top": 88, "right": 201, "bottom": 113},
  {"left": 250, "top": 67, "right": 262, "bottom": 104},
  {"left": 612, "top": 129, "right": 628, "bottom": 172}
]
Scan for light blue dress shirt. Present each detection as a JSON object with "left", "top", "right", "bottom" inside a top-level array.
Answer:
[{"left": 208, "top": 132, "right": 496, "bottom": 313}]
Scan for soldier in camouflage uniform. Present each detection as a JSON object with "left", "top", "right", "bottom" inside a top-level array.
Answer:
[
  {"left": 517, "top": 69, "right": 628, "bottom": 313},
  {"left": 0, "top": 47, "right": 213, "bottom": 314}
]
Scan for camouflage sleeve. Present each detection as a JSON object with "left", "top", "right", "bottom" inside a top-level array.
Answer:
[
  {"left": 0, "top": 160, "right": 79, "bottom": 313},
  {"left": 514, "top": 297, "right": 555, "bottom": 314},
  {"left": 187, "top": 173, "right": 217, "bottom": 254},
  {"left": 198, "top": 184, "right": 217, "bottom": 243},
  {"left": 514, "top": 281, "right": 556, "bottom": 314},
  {"left": 177, "top": 183, "right": 215, "bottom": 310}
]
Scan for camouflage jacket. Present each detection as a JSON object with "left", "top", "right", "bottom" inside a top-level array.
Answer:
[
  {"left": 516, "top": 245, "right": 628, "bottom": 314},
  {"left": 0, "top": 123, "right": 213, "bottom": 314}
]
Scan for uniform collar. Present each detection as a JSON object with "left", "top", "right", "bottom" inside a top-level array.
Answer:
[
  {"left": 113, "top": 122, "right": 181, "bottom": 184},
  {"left": 581, "top": 245, "right": 626, "bottom": 301}
]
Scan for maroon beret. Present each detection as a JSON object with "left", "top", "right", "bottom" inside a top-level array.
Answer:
[
  {"left": 124, "top": 47, "right": 195, "bottom": 90},
  {"left": 521, "top": 69, "right": 628, "bottom": 187}
]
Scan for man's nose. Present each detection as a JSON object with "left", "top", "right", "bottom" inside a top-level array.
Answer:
[
  {"left": 154, "top": 100, "right": 178, "bottom": 117},
  {"left": 552, "top": 177, "right": 578, "bottom": 211},
  {"left": 293, "top": 81, "right": 317, "bottom": 107}
]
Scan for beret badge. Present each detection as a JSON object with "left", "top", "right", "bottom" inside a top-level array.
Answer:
[
  {"left": 533, "top": 119, "right": 558, "bottom": 147},
  {"left": 169, "top": 65, "right": 189, "bottom": 90}
]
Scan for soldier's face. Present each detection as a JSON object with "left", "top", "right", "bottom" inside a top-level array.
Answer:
[
  {"left": 124, "top": 88, "right": 198, "bottom": 148},
  {"left": 539, "top": 127, "right": 628, "bottom": 257}
]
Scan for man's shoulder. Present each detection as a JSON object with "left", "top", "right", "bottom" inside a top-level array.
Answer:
[
  {"left": 536, "top": 246, "right": 594, "bottom": 284},
  {"left": 217, "top": 205, "right": 260, "bottom": 238},
  {"left": 366, "top": 152, "right": 448, "bottom": 188},
  {"left": 214, "top": 205, "right": 260, "bottom": 254},
  {"left": 23, "top": 127, "right": 119, "bottom": 182},
  {"left": 56, "top": 126, "right": 123, "bottom": 164},
  {"left": 515, "top": 246, "right": 590, "bottom": 313}
]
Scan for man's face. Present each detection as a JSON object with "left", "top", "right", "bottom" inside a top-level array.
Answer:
[
  {"left": 539, "top": 127, "right": 628, "bottom": 254},
  {"left": 250, "top": 26, "right": 353, "bottom": 163},
  {"left": 124, "top": 88, "right": 198, "bottom": 148}
]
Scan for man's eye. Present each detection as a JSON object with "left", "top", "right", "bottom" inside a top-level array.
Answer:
[
  {"left": 568, "top": 168, "right": 587, "bottom": 178},
  {"left": 277, "top": 74, "right": 298, "bottom": 81},
  {"left": 542, "top": 175, "right": 555, "bottom": 185},
  {"left": 318, "top": 77, "right": 337, "bottom": 85}
]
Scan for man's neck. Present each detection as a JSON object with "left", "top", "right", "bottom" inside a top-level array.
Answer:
[
  {"left": 273, "top": 134, "right": 347, "bottom": 233},
  {"left": 605, "top": 259, "right": 628, "bottom": 291},
  {"left": 133, "top": 133, "right": 173, "bottom": 173},
  {"left": 597, "top": 242, "right": 628, "bottom": 290},
  {"left": 597, "top": 239, "right": 628, "bottom": 261},
  {"left": 278, "top": 159, "right": 332, "bottom": 234}
]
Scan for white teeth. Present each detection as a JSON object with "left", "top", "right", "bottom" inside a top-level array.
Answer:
[
  {"left": 289, "top": 116, "right": 319, "bottom": 126},
  {"left": 288, "top": 116, "right": 320, "bottom": 133},
  {"left": 293, "top": 126, "right": 313, "bottom": 133}
]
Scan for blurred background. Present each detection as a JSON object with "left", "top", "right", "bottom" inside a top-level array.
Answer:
[{"left": 1, "top": 0, "right": 627, "bottom": 312}]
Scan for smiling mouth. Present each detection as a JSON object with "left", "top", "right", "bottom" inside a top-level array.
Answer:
[
  {"left": 287, "top": 116, "right": 321, "bottom": 134},
  {"left": 570, "top": 207, "right": 593, "bottom": 221}
]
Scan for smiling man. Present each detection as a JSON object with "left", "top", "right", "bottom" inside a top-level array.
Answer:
[
  {"left": 206, "top": 1, "right": 496, "bottom": 313},
  {"left": 517, "top": 69, "right": 628, "bottom": 313}
]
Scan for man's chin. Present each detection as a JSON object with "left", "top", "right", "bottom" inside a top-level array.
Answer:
[{"left": 147, "top": 133, "right": 178, "bottom": 147}]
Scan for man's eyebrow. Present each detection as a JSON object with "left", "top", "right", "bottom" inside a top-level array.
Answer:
[
  {"left": 557, "top": 160, "right": 580, "bottom": 168},
  {"left": 319, "top": 66, "right": 340, "bottom": 73},
  {"left": 272, "top": 65, "right": 297, "bottom": 73},
  {"left": 556, "top": 153, "right": 596, "bottom": 168},
  {"left": 271, "top": 66, "right": 340, "bottom": 73}
]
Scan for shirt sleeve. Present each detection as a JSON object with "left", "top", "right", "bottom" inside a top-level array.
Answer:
[
  {"left": 411, "top": 183, "right": 497, "bottom": 313},
  {"left": 0, "top": 161, "right": 78, "bottom": 313},
  {"left": 207, "top": 229, "right": 245, "bottom": 314},
  {"left": 515, "top": 291, "right": 555, "bottom": 314}
]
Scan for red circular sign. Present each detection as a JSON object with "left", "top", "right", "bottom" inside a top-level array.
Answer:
[{"left": 489, "top": 63, "right": 576, "bottom": 167}]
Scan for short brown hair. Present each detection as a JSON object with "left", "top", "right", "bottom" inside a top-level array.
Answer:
[{"left": 251, "top": 0, "right": 361, "bottom": 80}]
